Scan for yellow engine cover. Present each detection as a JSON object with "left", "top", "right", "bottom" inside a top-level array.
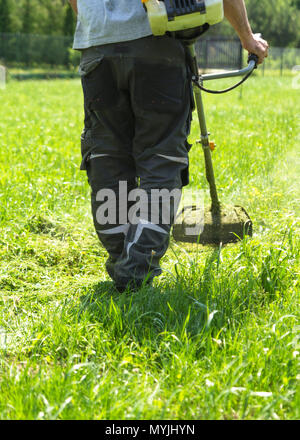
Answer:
[{"left": 142, "top": 0, "right": 224, "bottom": 36}]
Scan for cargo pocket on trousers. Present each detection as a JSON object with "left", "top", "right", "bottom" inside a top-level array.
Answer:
[
  {"left": 81, "top": 56, "right": 119, "bottom": 112},
  {"left": 79, "top": 56, "right": 104, "bottom": 77},
  {"left": 134, "top": 61, "right": 185, "bottom": 114}
]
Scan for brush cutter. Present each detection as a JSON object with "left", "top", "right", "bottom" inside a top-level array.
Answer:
[{"left": 143, "top": 0, "right": 258, "bottom": 244}]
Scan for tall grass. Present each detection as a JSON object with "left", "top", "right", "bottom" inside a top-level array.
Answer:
[{"left": 0, "top": 76, "right": 299, "bottom": 419}]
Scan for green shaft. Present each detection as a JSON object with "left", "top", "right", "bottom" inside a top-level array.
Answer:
[{"left": 188, "top": 44, "right": 220, "bottom": 212}]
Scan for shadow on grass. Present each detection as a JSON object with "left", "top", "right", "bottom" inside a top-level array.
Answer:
[
  {"left": 78, "top": 280, "right": 121, "bottom": 306},
  {"left": 74, "top": 232, "right": 288, "bottom": 341},
  {"left": 74, "top": 248, "right": 227, "bottom": 343}
]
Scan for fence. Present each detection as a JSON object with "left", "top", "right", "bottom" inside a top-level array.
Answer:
[
  {"left": 0, "top": 32, "right": 243, "bottom": 71},
  {"left": 0, "top": 33, "right": 74, "bottom": 67},
  {"left": 196, "top": 41, "right": 300, "bottom": 75},
  {"left": 0, "top": 32, "right": 299, "bottom": 77},
  {"left": 254, "top": 46, "right": 300, "bottom": 76},
  {"left": 195, "top": 38, "right": 243, "bottom": 70}
]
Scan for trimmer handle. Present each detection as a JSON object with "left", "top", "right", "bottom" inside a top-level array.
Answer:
[{"left": 247, "top": 53, "right": 259, "bottom": 69}]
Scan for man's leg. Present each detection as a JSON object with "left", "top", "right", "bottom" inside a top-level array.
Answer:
[
  {"left": 80, "top": 51, "right": 137, "bottom": 274},
  {"left": 113, "top": 36, "right": 193, "bottom": 289}
]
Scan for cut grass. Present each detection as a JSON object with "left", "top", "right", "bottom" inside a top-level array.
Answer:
[{"left": 0, "top": 76, "right": 299, "bottom": 420}]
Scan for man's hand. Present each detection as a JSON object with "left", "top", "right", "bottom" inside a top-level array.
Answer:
[
  {"left": 241, "top": 33, "right": 269, "bottom": 65},
  {"left": 224, "top": 0, "right": 269, "bottom": 64}
]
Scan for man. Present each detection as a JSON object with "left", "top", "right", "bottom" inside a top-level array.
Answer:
[{"left": 69, "top": 0, "right": 268, "bottom": 292}]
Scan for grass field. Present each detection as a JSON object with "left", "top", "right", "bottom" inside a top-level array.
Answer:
[{"left": 0, "top": 75, "right": 299, "bottom": 420}]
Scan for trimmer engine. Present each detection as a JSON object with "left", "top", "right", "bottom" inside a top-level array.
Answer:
[{"left": 142, "top": 0, "right": 224, "bottom": 36}]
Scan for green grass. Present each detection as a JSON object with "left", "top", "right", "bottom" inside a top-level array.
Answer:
[{"left": 0, "top": 76, "right": 299, "bottom": 420}]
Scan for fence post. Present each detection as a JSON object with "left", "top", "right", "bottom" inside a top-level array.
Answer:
[
  {"left": 16, "top": 33, "right": 20, "bottom": 65},
  {"left": 204, "top": 39, "right": 208, "bottom": 73},
  {"left": 239, "top": 42, "right": 243, "bottom": 70},
  {"left": 280, "top": 48, "right": 284, "bottom": 77},
  {"left": 238, "top": 42, "right": 243, "bottom": 99}
]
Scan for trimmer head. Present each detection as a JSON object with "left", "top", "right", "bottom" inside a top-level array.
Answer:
[{"left": 173, "top": 204, "right": 252, "bottom": 244}]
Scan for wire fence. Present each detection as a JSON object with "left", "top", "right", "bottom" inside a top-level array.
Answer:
[
  {"left": 195, "top": 38, "right": 243, "bottom": 70},
  {"left": 196, "top": 39, "right": 300, "bottom": 75},
  {"left": 0, "top": 33, "right": 73, "bottom": 67},
  {"left": 0, "top": 32, "right": 299, "bottom": 78},
  {"left": 252, "top": 46, "right": 300, "bottom": 76}
]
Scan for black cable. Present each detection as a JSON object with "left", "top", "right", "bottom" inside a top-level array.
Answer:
[
  {"left": 192, "top": 54, "right": 259, "bottom": 94},
  {"left": 192, "top": 68, "right": 254, "bottom": 94}
]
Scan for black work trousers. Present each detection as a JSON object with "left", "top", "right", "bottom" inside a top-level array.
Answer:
[{"left": 79, "top": 35, "right": 193, "bottom": 288}]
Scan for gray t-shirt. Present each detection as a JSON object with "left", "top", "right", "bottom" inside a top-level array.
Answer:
[{"left": 73, "top": 0, "right": 153, "bottom": 49}]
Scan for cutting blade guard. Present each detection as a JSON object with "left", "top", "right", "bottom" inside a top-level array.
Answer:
[{"left": 142, "top": 0, "right": 224, "bottom": 36}]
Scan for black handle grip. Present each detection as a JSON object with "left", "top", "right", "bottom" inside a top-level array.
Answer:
[{"left": 248, "top": 53, "right": 259, "bottom": 69}]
